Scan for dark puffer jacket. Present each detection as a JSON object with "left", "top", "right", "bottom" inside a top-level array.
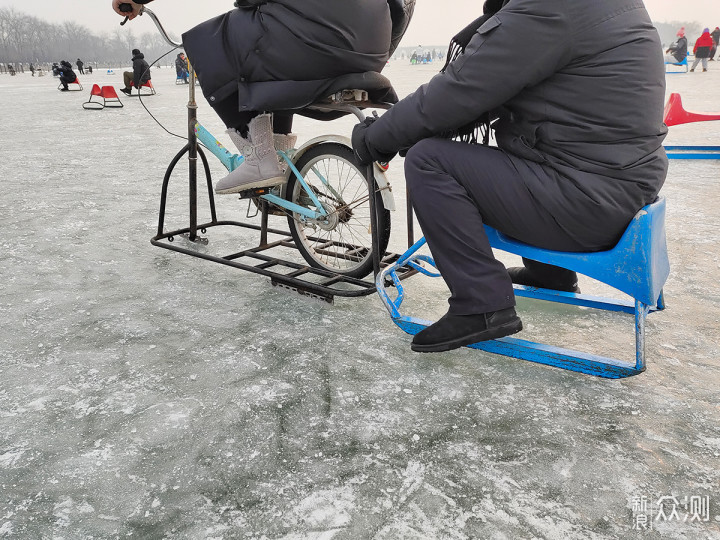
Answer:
[
  {"left": 58, "top": 61, "right": 77, "bottom": 85},
  {"left": 182, "top": 0, "right": 412, "bottom": 113},
  {"left": 131, "top": 51, "right": 151, "bottom": 88},
  {"left": 363, "top": 0, "right": 668, "bottom": 242}
]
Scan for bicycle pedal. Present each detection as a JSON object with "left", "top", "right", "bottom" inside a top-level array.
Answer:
[{"left": 237, "top": 187, "right": 272, "bottom": 199}]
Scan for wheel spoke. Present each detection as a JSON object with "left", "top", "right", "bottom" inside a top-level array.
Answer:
[{"left": 286, "top": 145, "right": 389, "bottom": 277}]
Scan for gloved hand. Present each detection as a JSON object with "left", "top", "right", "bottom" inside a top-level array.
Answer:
[{"left": 351, "top": 116, "right": 396, "bottom": 166}]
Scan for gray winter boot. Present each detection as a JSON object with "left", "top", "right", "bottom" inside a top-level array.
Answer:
[
  {"left": 273, "top": 133, "right": 297, "bottom": 172},
  {"left": 215, "top": 113, "right": 284, "bottom": 194}
]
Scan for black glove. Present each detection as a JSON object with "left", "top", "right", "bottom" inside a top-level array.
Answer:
[{"left": 351, "top": 116, "right": 396, "bottom": 166}]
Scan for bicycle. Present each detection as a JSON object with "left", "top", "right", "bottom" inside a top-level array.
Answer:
[{"left": 119, "top": 4, "right": 410, "bottom": 299}]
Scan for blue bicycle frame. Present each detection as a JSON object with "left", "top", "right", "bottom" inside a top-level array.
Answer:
[{"left": 193, "top": 122, "right": 335, "bottom": 221}]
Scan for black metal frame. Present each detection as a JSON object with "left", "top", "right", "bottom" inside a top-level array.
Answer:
[
  {"left": 82, "top": 86, "right": 124, "bottom": 110},
  {"left": 150, "top": 67, "right": 416, "bottom": 303}
]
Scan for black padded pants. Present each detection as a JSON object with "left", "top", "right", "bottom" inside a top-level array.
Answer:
[
  {"left": 212, "top": 94, "right": 293, "bottom": 136},
  {"left": 403, "top": 139, "right": 620, "bottom": 316}
]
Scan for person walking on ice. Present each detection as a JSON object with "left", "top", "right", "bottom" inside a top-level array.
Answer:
[{"left": 690, "top": 28, "right": 713, "bottom": 72}]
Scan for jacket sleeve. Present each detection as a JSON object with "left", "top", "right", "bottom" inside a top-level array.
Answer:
[
  {"left": 364, "top": 0, "right": 571, "bottom": 155},
  {"left": 133, "top": 60, "right": 142, "bottom": 88}
]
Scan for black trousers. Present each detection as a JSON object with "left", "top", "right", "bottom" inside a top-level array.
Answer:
[{"left": 404, "top": 139, "right": 625, "bottom": 316}]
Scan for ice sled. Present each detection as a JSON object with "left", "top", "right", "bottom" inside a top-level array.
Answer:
[
  {"left": 376, "top": 197, "right": 669, "bottom": 379},
  {"left": 58, "top": 76, "right": 83, "bottom": 92},
  {"left": 82, "top": 85, "right": 124, "bottom": 110}
]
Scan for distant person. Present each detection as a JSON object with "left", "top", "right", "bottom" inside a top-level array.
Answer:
[
  {"left": 120, "top": 48, "right": 151, "bottom": 95},
  {"left": 58, "top": 60, "right": 77, "bottom": 91},
  {"left": 29, "top": 63, "right": 35, "bottom": 76},
  {"left": 87, "top": 64, "right": 93, "bottom": 74},
  {"left": 691, "top": 28, "right": 713, "bottom": 72},
  {"left": 665, "top": 28, "right": 688, "bottom": 64},
  {"left": 76, "top": 58, "right": 84, "bottom": 74},
  {"left": 710, "top": 26, "right": 720, "bottom": 60},
  {"left": 175, "top": 52, "right": 189, "bottom": 83}
]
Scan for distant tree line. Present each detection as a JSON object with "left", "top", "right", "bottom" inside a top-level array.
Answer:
[
  {"left": 0, "top": 7, "right": 715, "bottom": 68},
  {"left": 0, "top": 7, "right": 181, "bottom": 67}
]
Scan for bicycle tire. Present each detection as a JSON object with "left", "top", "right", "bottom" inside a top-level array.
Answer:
[{"left": 285, "top": 143, "right": 391, "bottom": 279}]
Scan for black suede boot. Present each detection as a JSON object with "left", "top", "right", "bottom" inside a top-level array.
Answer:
[
  {"left": 507, "top": 258, "right": 580, "bottom": 293},
  {"left": 411, "top": 307, "right": 522, "bottom": 353}
]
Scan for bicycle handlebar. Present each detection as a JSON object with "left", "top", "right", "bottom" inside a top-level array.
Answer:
[
  {"left": 119, "top": 2, "right": 132, "bottom": 25},
  {"left": 118, "top": 3, "right": 182, "bottom": 48}
]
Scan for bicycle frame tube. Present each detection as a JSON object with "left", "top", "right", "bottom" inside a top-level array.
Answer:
[
  {"left": 275, "top": 151, "right": 328, "bottom": 216},
  {"left": 193, "top": 125, "right": 328, "bottom": 220},
  {"left": 194, "top": 122, "right": 244, "bottom": 171}
]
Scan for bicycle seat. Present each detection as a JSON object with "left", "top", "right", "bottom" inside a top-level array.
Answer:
[
  {"left": 298, "top": 71, "right": 398, "bottom": 121},
  {"left": 239, "top": 71, "right": 397, "bottom": 121}
]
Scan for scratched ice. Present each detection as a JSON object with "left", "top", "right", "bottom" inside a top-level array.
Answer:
[{"left": 1, "top": 60, "right": 720, "bottom": 539}]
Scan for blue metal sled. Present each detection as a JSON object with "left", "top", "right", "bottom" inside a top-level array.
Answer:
[
  {"left": 377, "top": 198, "right": 670, "bottom": 379},
  {"left": 664, "top": 145, "right": 720, "bottom": 160}
]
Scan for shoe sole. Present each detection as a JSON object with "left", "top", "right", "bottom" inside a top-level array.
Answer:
[
  {"left": 410, "top": 318, "right": 523, "bottom": 353},
  {"left": 215, "top": 176, "right": 285, "bottom": 195}
]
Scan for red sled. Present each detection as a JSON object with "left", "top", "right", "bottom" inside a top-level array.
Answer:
[{"left": 83, "top": 85, "right": 124, "bottom": 110}]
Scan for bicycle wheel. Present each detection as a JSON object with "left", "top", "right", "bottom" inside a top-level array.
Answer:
[{"left": 285, "top": 143, "right": 391, "bottom": 279}]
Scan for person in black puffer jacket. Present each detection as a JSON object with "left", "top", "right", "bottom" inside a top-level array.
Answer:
[
  {"left": 120, "top": 48, "right": 151, "bottom": 95},
  {"left": 111, "top": 0, "right": 415, "bottom": 195},
  {"left": 352, "top": 0, "right": 668, "bottom": 353},
  {"left": 58, "top": 60, "right": 77, "bottom": 91}
]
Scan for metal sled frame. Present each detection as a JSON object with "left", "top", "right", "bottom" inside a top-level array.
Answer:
[
  {"left": 664, "top": 145, "right": 720, "bottom": 159},
  {"left": 150, "top": 57, "right": 415, "bottom": 303},
  {"left": 151, "top": 142, "right": 416, "bottom": 303},
  {"left": 82, "top": 85, "right": 124, "bottom": 110},
  {"left": 377, "top": 199, "right": 669, "bottom": 379},
  {"left": 665, "top": 55, "right": 689, "bottom": 73}
]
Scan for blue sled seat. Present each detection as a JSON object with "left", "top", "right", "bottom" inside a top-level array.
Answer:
[
  {"left": 484, "top": 197, "right": 669, "bottom": 309},
  {"left": 376, "top": 197, "right": 670, "bottom": 379},
  {"left": 665, "top": 55, "right": 688, "bottom": 73}
]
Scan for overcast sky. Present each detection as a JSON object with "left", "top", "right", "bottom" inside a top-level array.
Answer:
[{"left": 1, "top": 0, "right": 718, "bottom": 46}]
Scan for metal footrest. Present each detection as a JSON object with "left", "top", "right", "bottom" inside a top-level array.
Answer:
[{"left": 151, "top": 221, "right": 415, "bottom": 303}]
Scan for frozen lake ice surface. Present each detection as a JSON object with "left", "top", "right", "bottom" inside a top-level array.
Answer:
[{"left": 1, "top": 60, "right": 720, "bottom": 539}]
